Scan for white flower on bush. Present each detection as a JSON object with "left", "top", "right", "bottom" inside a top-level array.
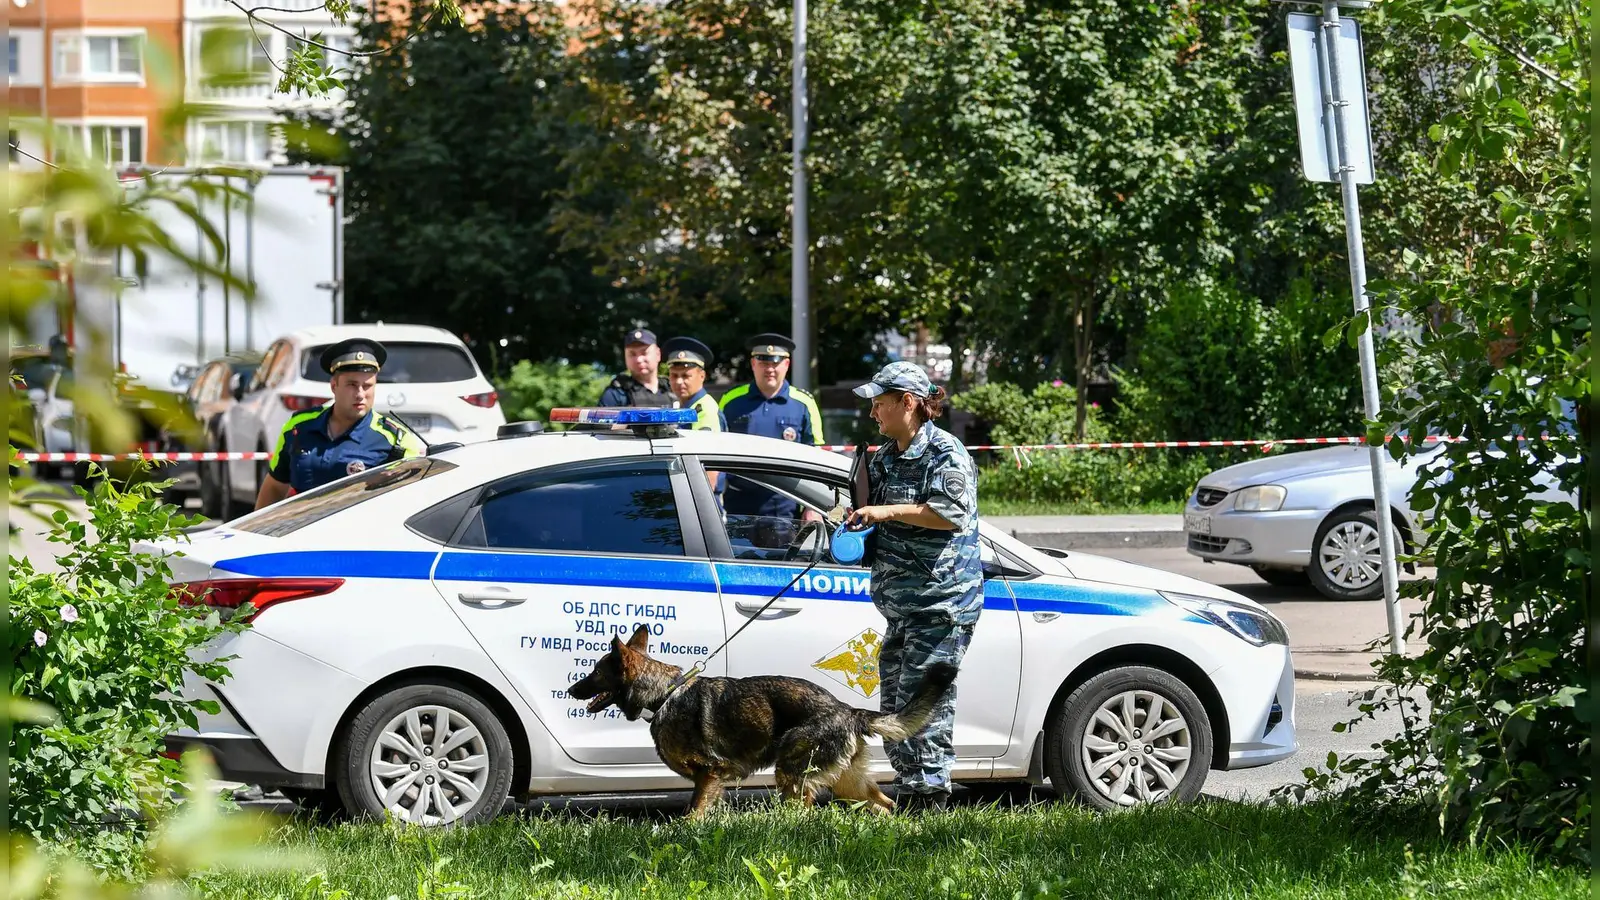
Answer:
[
  {"left": 33, "top": 630, "right": 47, "bottom": 647},
  {"left": 59, "top": 604, "right": 78, "bottom": 623}
]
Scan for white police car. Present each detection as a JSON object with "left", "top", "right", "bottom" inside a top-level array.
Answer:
[{"left": 155, "top": 408, "right": 1296, "bottom": 825}]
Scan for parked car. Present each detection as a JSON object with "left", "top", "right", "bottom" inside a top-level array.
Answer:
[
  {"left": 9, "top": 348, "right": 71, "bottom": 475},
  {"left": 214, "top": 324, "right": 505, "bottom": 518},
  {"left": 152, "top": 408, "right": 1295, "bottom": 824},
  {"left": 164, "top": 353, "right": 264, "bottom": 515},
  {"left": 1185, "top": 400, "right": 1578, "bottom": 600}
]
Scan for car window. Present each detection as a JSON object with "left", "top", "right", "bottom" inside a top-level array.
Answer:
[
  {"left": 300, "top": 341, "right": 479, "bottom": 384},
  {"left": 232, "top": 457, "right": 458, "bottom": 537},
  {"left": 705, "top": 467, "right": 850, "bottom": 564},
  {"left": 250, "top": 342, "right": 283, "bottom": 392},
  {"left": 455, "top": 461, "right": 685, "bottom": 556}
]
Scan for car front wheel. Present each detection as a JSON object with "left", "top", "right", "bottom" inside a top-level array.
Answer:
[
  {"left": 335, "top": 684, "right": 514, "bottom": 826},
  {"left": 1044, "top": 666, "right": 1212, "bottom": 811},
  {"left": 1309, "top": 508, "right": 1399, "bottom": 601}
]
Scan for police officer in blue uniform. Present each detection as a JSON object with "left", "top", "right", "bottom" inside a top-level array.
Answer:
[
  {"left": 846, "top": 361, "right": 981, "bottom": 813},
  {"left": 718, "top": 333, "right": 825, "bottom": 445},
  {"left": 599, "top": 328, "right": 673, "bottom": 408},
  {"left": 718, "top": 334, "right": 826, "bottom": 539},
  {"left": 254, "top": 338, "right": 427, "bottom": 510}
]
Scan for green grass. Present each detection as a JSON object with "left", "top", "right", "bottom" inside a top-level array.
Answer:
[
  {"left": 192, "top": 795, "right": 1579, "bottom": 900},
  {"left": 977, "top": 499, "right": 1185, "bottom": 517}
]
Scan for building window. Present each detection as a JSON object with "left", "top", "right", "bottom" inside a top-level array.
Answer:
[
  {"left": 54, "top": 33, "right": 144, "bottom": 82},
  {"left": 59, "top": 124, "right": 145, "bottom": 168},
  {"left": 199, "top": 27, "right": 275, "bottom": 84},
  {"left": 195, "top": 120, "right": 274, "bottom": 164},
  {"left": 8, "top": 37, "right": 18, "bottom": 77},
  {"left": 289, "top": 33, "right": 353, "bottom": 68}
]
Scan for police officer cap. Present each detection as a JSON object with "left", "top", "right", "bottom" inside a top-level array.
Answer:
[
  {"left": 746, "top": 333, "right": 794, "bottom": 359},
  {"left": 624, "top": 328, "right": 657, "bottom": 347},
  {"left": 853, "top": 360, "right": 933, "bottom": 399},
  {"left": 663, "top": 336, "right": 712, "bottom": 369},
  {"left": 321, "top": 338, "right": 386, "bottom": 376}
]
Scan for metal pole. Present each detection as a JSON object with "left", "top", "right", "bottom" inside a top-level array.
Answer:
[
  {"left": 790, "top": 0, "right": 811, "bottom": 390},
  {"left": 1322, "top": 1, "right": 1404, "bottom": 655}
]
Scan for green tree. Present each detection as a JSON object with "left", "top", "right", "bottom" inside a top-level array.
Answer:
[
  {"left": 1296, "top": 0, "right": 1589, "bottom": 862},
  {"left": 336, "top": 1, "right": 645, "bottom": 372}
]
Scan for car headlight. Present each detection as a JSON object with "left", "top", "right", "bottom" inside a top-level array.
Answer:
[
  {"left": 1161, "top": 591, "right": 1289, "bottom": 646},
  {"left": 1233, "top": 484, "right": 1287, "bottom": 512}
]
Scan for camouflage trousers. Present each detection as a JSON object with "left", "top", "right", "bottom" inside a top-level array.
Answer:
[{"left": 879, "top": 610, "right": 976, "bottom": 796}]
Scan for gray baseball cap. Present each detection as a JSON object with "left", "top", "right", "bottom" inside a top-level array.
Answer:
[{"left": 853, "top": 361, "right": 934, "bottom": 399}]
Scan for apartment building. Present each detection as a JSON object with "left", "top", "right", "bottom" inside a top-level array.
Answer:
[
  {"left": 183, "top": 0, "right": 354, "bottom": 165},
  {"left": 7, "top": 0, "right": 185, "bottom": 168},
  {"left": 6, "top": 0, "right": 354, "bottom": 168}
]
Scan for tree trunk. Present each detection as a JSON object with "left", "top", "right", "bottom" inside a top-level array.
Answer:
[
  {"left": 944, "top": 297, "right": 966, "bottom": 396},
  {"left": 1073, "top": 268, "right": 1101, "bottom": 440}
]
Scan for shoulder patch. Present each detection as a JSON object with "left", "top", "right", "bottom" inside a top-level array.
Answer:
[{"left": 940, "top": 470, "right": 969, "bottom": 499}]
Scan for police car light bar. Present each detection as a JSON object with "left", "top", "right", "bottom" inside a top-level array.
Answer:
[{"left": 547, "top": 407, "right": 700, "bottom": 426}]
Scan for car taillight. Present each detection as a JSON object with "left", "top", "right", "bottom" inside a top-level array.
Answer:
[
  {"left": 461, "top": 391, "right": 498, "bottom": 408},
  {"left": 281, "top": 394, "right": 324, "bottom": 412},
  {"left": 172, "top": 577, "right": 344, "bottom": 621}
]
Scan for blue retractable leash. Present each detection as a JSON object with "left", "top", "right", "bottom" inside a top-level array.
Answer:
[{"left": 830, "top": 520, "right": 876, "bottom": 564}]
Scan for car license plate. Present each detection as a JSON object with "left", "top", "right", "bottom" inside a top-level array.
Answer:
[
  {"left": 398, "top": 414, "right": 433, "bottom": 433},
  {"left": 1184, "top": 511, "right": 1211, "bottom": 536}
]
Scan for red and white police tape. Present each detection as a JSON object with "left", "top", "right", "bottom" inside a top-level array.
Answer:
[{"left": 14, "top": 434, "right": 1463, "bottom": 463}]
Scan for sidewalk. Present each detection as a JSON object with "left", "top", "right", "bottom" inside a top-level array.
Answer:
[{"left": 985, "top": 514, "right": 1184, "bottom": 550}]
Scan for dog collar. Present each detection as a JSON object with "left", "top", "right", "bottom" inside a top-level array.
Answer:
[{"left": 639, "top": 665, "right": 702, "bottom": 722}]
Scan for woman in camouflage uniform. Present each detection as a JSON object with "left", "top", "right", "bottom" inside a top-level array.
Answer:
[{"left": 845, "top": 361, "right": 982, "bottom": 813}]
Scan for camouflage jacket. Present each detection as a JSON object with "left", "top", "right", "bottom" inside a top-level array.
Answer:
[{"left": 867, "top": 420, "right": 983, "bottom": 626}]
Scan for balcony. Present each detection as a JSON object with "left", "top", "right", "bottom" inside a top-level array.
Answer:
[{"left": 189, "top": 78, "right": 347, "bottom": 107}]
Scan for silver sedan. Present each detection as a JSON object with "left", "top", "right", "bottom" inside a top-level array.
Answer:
[
  {"left": 1186, "top": 415, "right": 1575, "bottom": 601},
  {"left": 1182, "top": 445, "right": 1433, "bottom": 601}
]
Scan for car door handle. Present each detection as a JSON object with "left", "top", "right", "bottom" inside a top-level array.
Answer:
[
  {"left": 734, "top": 601, "right": 802, "bottom": 618},
  {"left": 457, "top": 588, "right": 528, "bottom": 608}
]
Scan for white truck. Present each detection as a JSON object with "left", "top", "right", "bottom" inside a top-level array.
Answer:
[{"left": 82, "top": 166, "right": 347, "bottom": 387}]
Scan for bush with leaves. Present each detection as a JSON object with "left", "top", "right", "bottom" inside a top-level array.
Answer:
[
  {"left": 8, "top": 460, "right": 247, "bottom": 871},
  {"left": 494, "top": 360, "right": 612, "bottom": 426},
  {"left": 1276, "top": 0, "right": 1589, "bottom": 864},
  {"left": 952, "top": 381, "right": 1111, "bottom": 446}
]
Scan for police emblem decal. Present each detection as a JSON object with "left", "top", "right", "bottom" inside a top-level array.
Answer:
[
  {"left": 942, "top": 470, "right": 968, "bottom": 498},
  {"left": 812, "top": 629, "right": 883, "bottom": 698},
  {"left": 782, "top": 426, "right": 798, "bottom": 442},
  {"left": 346, "top": 460, "right": 367, "bottom": 475}
]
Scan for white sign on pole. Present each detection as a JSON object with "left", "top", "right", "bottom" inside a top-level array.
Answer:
[{"left": 1287, "top": 12, "right": 1375, "bottom": 184}]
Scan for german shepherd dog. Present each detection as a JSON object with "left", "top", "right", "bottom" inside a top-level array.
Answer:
[{"left": 568, "top": 625, "right": 957, "bottom": 817}]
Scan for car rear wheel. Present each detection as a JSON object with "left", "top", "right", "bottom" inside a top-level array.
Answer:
[
  {"left": 1044, "top": 666, "right": 1212, "bottom": 811},
  {"left": 1309, "top": 508, "right": 1398, "bottom": 601},
  {"left": 1251, "top": 565, "right": 1310, "bottom": 588},
  {"left": 335, "top": 684, "right": 514, "bottom": 827}
]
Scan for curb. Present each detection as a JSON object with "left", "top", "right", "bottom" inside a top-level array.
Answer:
[
  {"left": 1009, "top": 530, "right": 1187, "bottom": 551},
  {"left": 1293, "top": 669, "right": 1380, "bottom": 683}
]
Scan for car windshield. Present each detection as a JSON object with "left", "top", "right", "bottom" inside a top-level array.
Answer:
[
  {"left": 231, "top": 457, "right": 458, "bottom": 537},
  {"left": 300, "top": 342, "right": 479, "bottom": 384}
]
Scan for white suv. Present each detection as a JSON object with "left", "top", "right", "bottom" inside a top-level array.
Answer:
[{"left": 215, "top": 324, "right": 505, "bottom": 517}]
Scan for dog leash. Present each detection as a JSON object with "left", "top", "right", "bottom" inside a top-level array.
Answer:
[{"left": 642, "top": 524, "right": 830, "bottom": 721}]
